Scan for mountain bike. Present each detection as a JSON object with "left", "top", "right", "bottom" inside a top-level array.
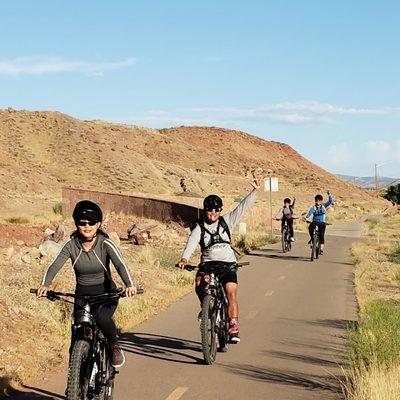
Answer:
[
  {"left": 184, "top": 262, "right": 249, "bottom": 365},
  {"left": 30, "top": 287, "right": 143, "bottom": 400},
  {"left": 306, "top": 221, "right": 331, "bottom": 261},
  {"left": 275, "top": 217, "right": 298, "bottom": 253}
]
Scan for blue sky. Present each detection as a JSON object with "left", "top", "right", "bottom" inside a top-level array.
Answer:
[{"left": 1, "top": 1, "right": 399, "bottom": 178}]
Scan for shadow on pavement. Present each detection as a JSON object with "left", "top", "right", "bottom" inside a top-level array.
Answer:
[
  {"left": 250, "top": 251, "right": 310, "bottom": 262},
  {"left": 0, "top": 377, "right": 64, "bottom": 399},
  {"left": 224, "top": 363, "right": 343, "bottom": 394},
  {"left": 120, "top": 332, "right": 204, "bottom": 365},
  {"left": 264, "top": 350, "right": 340, "bottom": 367},
  {"left": 309, "top": 318, "right": 357, "bottom": 330}
]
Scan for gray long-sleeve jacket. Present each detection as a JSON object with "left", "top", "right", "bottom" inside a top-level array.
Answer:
[
  {"left": 41, "top": 233, "right": 134, "bottom": 288},
  {"left": 182, "top": 190, "right": 258, "bottom": 263}
]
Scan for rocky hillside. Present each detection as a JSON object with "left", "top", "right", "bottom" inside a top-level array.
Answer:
[{"left": 0, "top": 108, "right": 385, "bottom": 217}]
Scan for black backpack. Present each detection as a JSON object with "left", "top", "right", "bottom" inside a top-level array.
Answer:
[{"left": 190, "top": 217, "right": 233, "bottom": 252}]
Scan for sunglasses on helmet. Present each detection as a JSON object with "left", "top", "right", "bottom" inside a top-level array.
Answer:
[{"left": 77, "top": 220, "right": 97, "bottom": 227}]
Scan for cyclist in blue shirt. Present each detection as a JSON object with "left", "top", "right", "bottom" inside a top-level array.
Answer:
[{"left": 304, "top": 191, "right": 334, "bottom": 255}]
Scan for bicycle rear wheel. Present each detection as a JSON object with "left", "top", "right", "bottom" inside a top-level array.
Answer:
[
  {"left": 66, "top": 340, "right": 92, "bottom": 400},
  {"left": 200, "top": 294, "right": 218, "bottom": 365},
  {"left": 281, "top": 229, "right": 286, "bottom": 253}
]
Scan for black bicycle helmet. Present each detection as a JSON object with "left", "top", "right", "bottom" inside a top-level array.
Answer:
[
  {"left": 72, "top": 200, "right": 103, "bottom": 223},
  {"left": 284, "top": 197, "right": 291, "bottom": 204},
  {"left": 315, "top": 194, "right": 323, "bottom": 201},
  {"left": 203, "top": 195, "right": 223, "bottom": 212}
]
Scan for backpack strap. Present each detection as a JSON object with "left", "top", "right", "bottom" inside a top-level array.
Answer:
[{"left": 218, "top": 217, "right": 231, "bottom": 242}]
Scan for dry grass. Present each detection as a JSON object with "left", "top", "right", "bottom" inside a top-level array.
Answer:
[
  {"left": 344, "top": 361, "right": 400, "bottom": 400},
  {"left": 234, "top": 229, "right": 279, "bottom": 254},
  {"left": 344, "top": 213, "right": 400, "bottom": 400}
]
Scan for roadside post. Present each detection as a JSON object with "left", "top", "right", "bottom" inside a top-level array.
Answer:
[
  {"left": 264, "top": 176, "right": 279, "bottom": 239},
  {"left": 239, "top": 222, "right": 247, "bottom": 239}
]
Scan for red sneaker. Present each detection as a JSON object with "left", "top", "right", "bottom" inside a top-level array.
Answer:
[{"left": 228, "top": 318, "right": 240, "bottom": 343}]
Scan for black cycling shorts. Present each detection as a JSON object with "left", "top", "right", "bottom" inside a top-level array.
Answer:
[{"left": 197, "top": 262, "right": 238, "bottom": 285}]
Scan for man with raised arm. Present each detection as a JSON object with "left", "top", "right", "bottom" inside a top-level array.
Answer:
[{"left": 177, "top": 175, "right": 261, "bottom": 343}]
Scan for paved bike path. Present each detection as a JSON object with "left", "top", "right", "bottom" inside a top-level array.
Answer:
[{"left": 17, "top": 223, "right": 359, "bottom": 399}]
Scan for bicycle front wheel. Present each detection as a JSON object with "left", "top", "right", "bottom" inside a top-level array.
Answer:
[
  {"left": 311, "top": 235, "right": 318, "bottom": 261},
  {"left": 200, "top": 294, "right": 218, "bottom": 365},
  {"left": 66, "top": 340, "right": 92, "bottom": 400},
  {"left": 98, "top": 343, "right": 115, "bottom": 400}
]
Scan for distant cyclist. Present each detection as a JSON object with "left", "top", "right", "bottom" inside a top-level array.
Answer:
[
  {"left": 274, "top": 197, "right": 296, "bottom": 241},
  {"left": 36, "top": 200, "right": 137, "bottom": 368},
  {"left": 304, "top": 191, "right": 334, "bottom": 255},
  {"left": 177, "top": 175, "right": 261, "bottom": 343}
]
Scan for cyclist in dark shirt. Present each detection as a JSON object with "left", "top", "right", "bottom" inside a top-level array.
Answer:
[
  {"left": 37, "top": 200, "right": 136, "bottom": 368},
  {"left": 274, "top": 197, "right": 296, "bottom": 241}
]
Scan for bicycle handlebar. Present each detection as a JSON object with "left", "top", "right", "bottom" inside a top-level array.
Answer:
[
  {"left": 29, "top": 288, "right": 145, "bottom": 298},
  {"left": 183, "top": 261, "right": 250, "bottom": 271},
  {"left": 305, "top": 221, "right": 332, "bottom": 225}
]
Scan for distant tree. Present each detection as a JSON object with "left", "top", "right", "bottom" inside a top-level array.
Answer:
[{"left": 384, "top": 184, "right": 400, "bottom": 205}]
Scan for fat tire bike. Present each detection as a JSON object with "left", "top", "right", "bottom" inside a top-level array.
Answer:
[{"left": 30, "top": 287, "right": 143, "bottom": 399}]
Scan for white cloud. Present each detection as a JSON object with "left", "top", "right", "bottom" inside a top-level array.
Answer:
[
  {"left": 365, "top": 140, "right": 400, "bottom": 167},
  {"left": 0, "top": 56, "right": 136, "bottom": 76},
  {"left": 366, "top": 140, "right": 391, "bottom": 154},
  {"left": 328, "top": 142, "right": 352, "bottom": 167},
  {"left": 262, "top": 101, "right": 394, "bottom": 115},
  {"left": 132, "top": 101, "right": 400, "bottom": 127}
]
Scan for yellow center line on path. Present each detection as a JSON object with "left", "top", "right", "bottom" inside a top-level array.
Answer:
[
  {"left": 165, "top": 387, "right": 189, "bottom": 400},
  {"left": 265, "top": 290, "right": 274, "bottom": 297}
]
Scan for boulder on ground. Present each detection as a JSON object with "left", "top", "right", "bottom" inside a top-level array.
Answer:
[
  {"left": 50, "top": 221, "right": 69, "bottom": 243},
  {"left": 28, "top": 247, "right": 41, "bottom": 259},
  {"left": 21, "top": 254, "right": 32, "bottom": 264},
  {"left": 39, "top": 240, "right": 62, "bottom": 258},
  {"left": 44, "top": 228, "right": 56, "bottom": 237}
]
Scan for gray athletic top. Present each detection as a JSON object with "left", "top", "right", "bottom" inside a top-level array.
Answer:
[
  {"left": 182, "top": 190, "right": 258, "bottom": 263},
  {"left": 41, "top": 233, "right": 134, "bottom": 288}
]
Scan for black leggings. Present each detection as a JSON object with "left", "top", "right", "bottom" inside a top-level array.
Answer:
[
  {"left": 281, "top": 219, "right": 294, "bottom": 238},
  {"left": 308, "top": 222, "right": 326, "bottom": 245},
  {"left": 74, "top": 284, "right": 119, "bottom": 345}
]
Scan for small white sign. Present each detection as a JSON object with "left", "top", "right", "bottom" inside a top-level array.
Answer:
[{"left": 264, "top": 177, "right": 279, "bottom": 192}]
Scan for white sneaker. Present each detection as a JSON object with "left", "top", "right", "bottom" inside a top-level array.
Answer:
[{"left": 290, "top": 237, "right": 295, "bottom": 242}]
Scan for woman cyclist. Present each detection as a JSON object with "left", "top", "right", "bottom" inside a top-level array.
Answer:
[{"left": 36, "top": 200, "right": 137, "bottom": 368}]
